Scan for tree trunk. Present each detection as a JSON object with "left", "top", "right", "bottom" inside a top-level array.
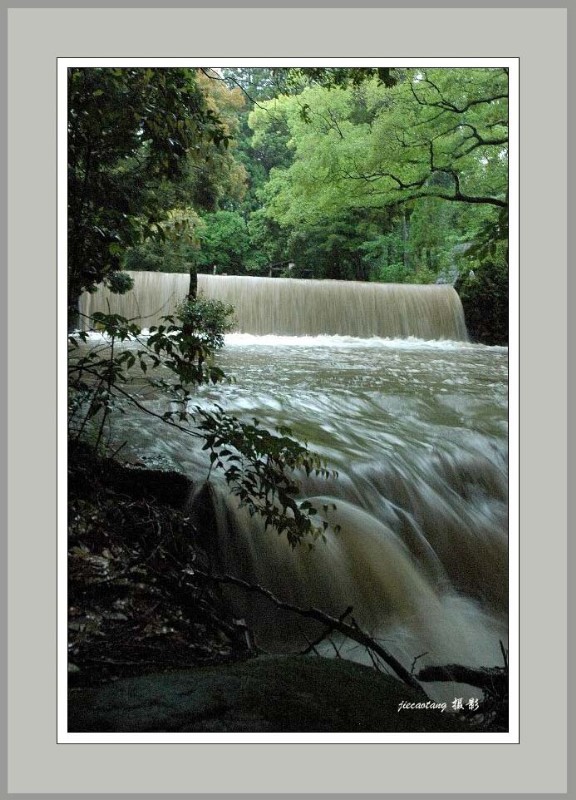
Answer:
[
  {"left": 402, "top": 211, "right": 410, "bottom": 269},
  {"left": 68, "top": 296, "right": 81, "bottom": 332},
  {"left": 188, "top": 266, "right": 197, "bottom": 300}
]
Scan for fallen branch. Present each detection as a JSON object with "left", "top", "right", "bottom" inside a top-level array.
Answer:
[
  {"left": 193, "top": 570, "right": 428, "bottom": 696},
  {"left": 300, "top": 606, "right": 354, "bottom": 656}
]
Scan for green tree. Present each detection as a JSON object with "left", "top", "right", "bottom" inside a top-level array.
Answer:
[
  {"left": 221, "top": 67, "right": 282, "bottom": 103},
  {"left": 196, "top": 210, "right": 253, "bottom": 273},
  {"left": 363, "top": 68, "right": 508, "bottom": 212},
  {"left": 407, "top": 195, "right": 462, "bottom": 278},
  {"left": 123, "top": 206, "right": 202, "bottom": 273},
  {"left": 68, "top": 67, "right": 232, "bottom": 306},
  {"left": 195, "top": 69, "right": 249, "bottom": 208},
  {"left": 244, "top": 208, "right": 289, "bottom": 274},
  {"left": 71, "top": 68, "right": 251, "bottom": 289},
  {"left": 250, "top": 68, "right": 508, "bottom": 261}
]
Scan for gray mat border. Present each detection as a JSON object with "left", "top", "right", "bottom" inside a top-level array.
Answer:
[{"left": 2, "top": 3, "right": 570, "bottom": 798}]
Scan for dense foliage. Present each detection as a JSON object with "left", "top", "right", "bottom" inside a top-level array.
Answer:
[
  {"left": 455, "top": 256, "right": 509, "bottom": 346},
  {"left": 90, "top": 67, "right": 509, "bottom": 344},
  {"left": 68, "top": 67, "right": 244, "bottom": 305},
  {"left": 117, "top": 67, "right": 508, "bottom": 341},
  {"left": 246, "top": 68, "right": 507, "bottom": 284}
]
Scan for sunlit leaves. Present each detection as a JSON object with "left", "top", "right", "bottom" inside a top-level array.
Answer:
[{"left": 249, "top": 68, "right": 508, "bottom": 243}]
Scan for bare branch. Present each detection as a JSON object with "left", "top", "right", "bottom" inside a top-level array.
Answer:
[
  {"left": 195, "top": 569, "right": 428, "bottom": 695},
  {"left": 200, "top": 67, "right": 270, "bottom": 112},
  {"left": 411, "top": 76, "right": 508, "bottom": 114}
]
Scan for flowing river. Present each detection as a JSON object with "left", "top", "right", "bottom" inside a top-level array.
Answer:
[
  {"left": 77, "top": 271, "right": 510, "bottom": 703},
  {"left": 90, "top": 331, "right": 509, "bottom": 695}
]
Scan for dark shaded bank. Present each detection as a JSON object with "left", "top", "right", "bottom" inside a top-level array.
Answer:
[
  {"left": 68, "top": 441, "right": 252, "bottom": 689},
  {"left": 67, "top": 443, "right": 447, "bottom": 733},
  {"left": 455, "top": 260, "right": 509, "bottom": 346}
]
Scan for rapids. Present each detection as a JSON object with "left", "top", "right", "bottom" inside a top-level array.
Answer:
[{"left": 95, "top": 331, "right": 509, "bottom": 696}]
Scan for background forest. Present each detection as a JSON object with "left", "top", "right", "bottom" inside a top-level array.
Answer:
[{"left": 70, "top": 66, "right": 509, "bottom": 345}]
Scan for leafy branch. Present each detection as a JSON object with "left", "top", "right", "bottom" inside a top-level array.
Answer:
[
  {"left": 69, "top": 300, "right": 336, "bottom": 547},
  {"left": 194, "top": 406, "right": 339, "bottom": 547}
]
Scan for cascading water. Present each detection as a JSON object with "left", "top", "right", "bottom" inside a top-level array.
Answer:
[
  {"left": 79, "top": 271, "right": 508, "bottom": 705},
  {"left": 183, "top": 336, "right": 509, "bottom": 700}
]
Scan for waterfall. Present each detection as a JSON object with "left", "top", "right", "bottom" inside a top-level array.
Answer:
[
  {"left": 199, "top": 275, "right": 468, "bottom": 340},
  {"left": 79, "top": 271, "right": 468, "bottom": 340},
  {"left": 192, "top": 474, "right": 508, "bottom": 672},
  {"left": 181, "top": 335, "right": 506, "bottom": 684},
  {"left": 79, "top": 271, "right": 190, "bottom": 330}
]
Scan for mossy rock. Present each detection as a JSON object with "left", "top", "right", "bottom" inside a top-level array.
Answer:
[{"left": 68, "top": 655, "right": 469, "bottom": 733}]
